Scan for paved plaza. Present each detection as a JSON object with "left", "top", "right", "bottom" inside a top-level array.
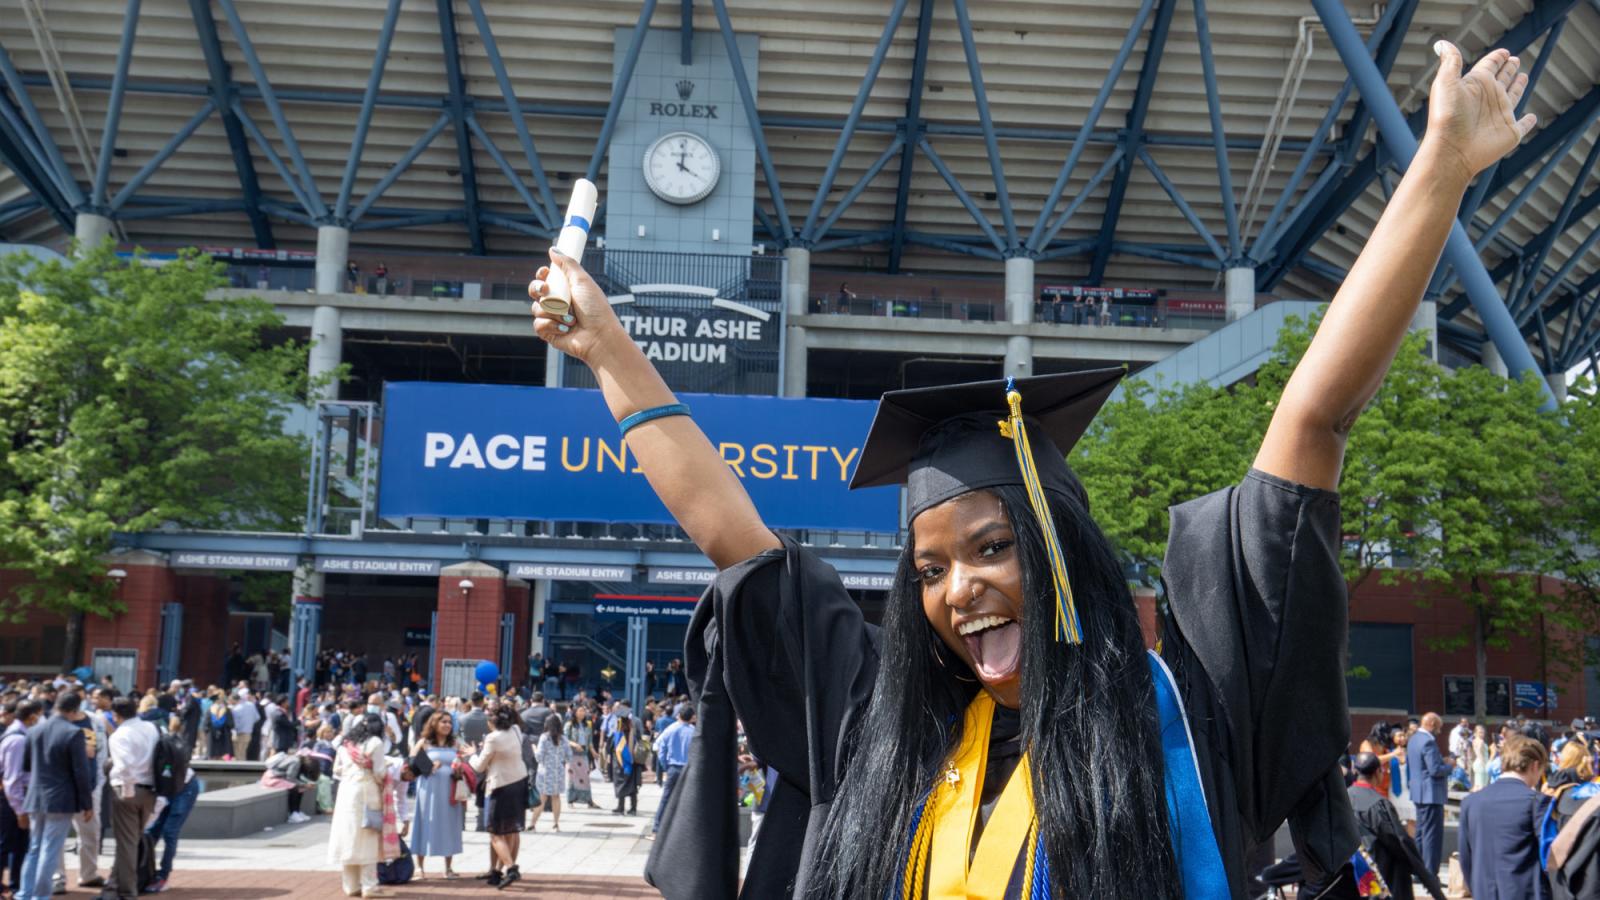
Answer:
[{"left": 58, "top": 776, "right": 685, "bottom": 898}]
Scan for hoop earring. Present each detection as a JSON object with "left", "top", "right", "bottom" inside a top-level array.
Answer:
[{"left": 932, "top": 637, "right": 978, "bottom": 683}]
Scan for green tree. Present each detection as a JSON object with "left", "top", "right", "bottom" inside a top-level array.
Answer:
[
  {"left": 1077, "top": 312, "right": 1570, "bottom": 720},
  {"left": 0, "top": 243, "right": 312, "bottom": 666},
  {"left": 1072, "top": 376, "right": 1266, "bottom": 580},
  {"left": 1410, "top": 365, "right": 1561, "bottom": 719},
  {"left": 1550, "top": 377, "right": 1600, "bottom": 652}
]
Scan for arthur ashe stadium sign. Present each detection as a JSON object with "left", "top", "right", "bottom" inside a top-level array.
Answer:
[{"left": 376, "top": 383, "right": 899, "bottom": 532}]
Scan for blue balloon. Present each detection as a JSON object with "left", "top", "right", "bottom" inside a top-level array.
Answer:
[{"left": 474, "top": 660, "right": 500, "bottom": 687}]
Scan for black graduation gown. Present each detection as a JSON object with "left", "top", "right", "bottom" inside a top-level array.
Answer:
[
  {"left": 644, "top": 469, "right": 1359, "bottom": 899},
  {"left": 1348, "top": 783, "right": 1445, "bottom": 900}
]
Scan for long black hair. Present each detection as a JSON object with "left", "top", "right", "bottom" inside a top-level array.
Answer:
[{"left": 808, "top": 483, "right": 1180, "bottom": 899}]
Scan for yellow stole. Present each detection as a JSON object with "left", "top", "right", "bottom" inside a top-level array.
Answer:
[{"left": 902, "top": 691, "right": 1036, "bottom": 899}]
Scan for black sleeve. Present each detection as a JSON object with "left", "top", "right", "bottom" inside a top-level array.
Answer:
[
  {"left": 645, "top": 535, "right": 879, "bottom": 900},
  {"left": 1161, "top": 469, "right": 1360, "bottom": 890},
  {"left": 714, "top": 539, "right": 880, "bottom": 796}
]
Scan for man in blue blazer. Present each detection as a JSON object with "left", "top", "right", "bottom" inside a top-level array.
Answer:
[
  {"left": 1408, "top": 711, "right": 1457, "bottom": 877},
  {"left": 1458, "top": 733, "right": 1550, "bottom": 900},
  {"left": 16, "top": 692, "right": 96, "bottom": 900}
]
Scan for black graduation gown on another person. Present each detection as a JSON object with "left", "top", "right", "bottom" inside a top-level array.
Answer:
[
  {"left": 1349, "top": 783, "right": 1445, "bottom": 900},
  {"left": 644, "top": 469, "right": 1360, "bottom": 899}
]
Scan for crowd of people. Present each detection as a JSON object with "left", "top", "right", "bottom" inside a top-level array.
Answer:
[
  {"left": 1332, "top": 710, "right": 1600, "bottom": 900},
  {"left": 1, "top": 674, "right": 200, "bottom": 899},
  {"left": 0, "top": 656, "right": 705, "bottom": 899}
]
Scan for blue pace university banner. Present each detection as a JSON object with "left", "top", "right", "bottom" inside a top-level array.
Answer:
[{"left": 378, "top": 382, "right": 899, "bottom": 531}]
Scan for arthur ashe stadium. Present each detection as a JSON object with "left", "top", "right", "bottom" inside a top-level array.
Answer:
[{"left": 0, "top": 0, "right": 1596, "bottom": 724}]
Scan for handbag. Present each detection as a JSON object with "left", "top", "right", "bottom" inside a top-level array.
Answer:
[
  {"left": 409, "top": 747, "right": 434, "bottom": 778},
  {"left": 1446, "top": 852, "right": 1470, "bottom": 899},
  {"left": 363, "top": 805, "right": 383, "bottom": 831}
]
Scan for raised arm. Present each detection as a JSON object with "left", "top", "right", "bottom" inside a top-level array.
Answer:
[
  {"left": 528, "top": 252, "right": 781, "bottom": 568},
  {"left": 1254, "top": 43, "right": 1537, "bottom": 490}
]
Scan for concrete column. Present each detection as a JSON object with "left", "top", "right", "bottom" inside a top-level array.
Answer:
[
  {"left": 1547, "top": 371, "right": 1569, "bottom": 403},
  {"left": 783, "top": 247, "right": 810, "bottom": 397},
  {"left": 1225, "top": 266, "right": 1256, "bottom": 322},
  {"left": 1410, "top": 299, "right": 1438, "bottom": 362},
  {"left": 1482, "top": 342, "right": 1509, "bottom": 377},
  {"left": 315, "top": 225, "right": 350, "bottom": 295},
  {"left": 311, "top": 226, "right": 349, "bottom": 403},
  {"left": 290, "top": 565, "right": 324, "bottom": 687},
  {"left": 74, "top": 213, "right": 113, "bottom": 253},
  {"left": 544, "top": 348, "right": 563, "bottom": 388},
  {"left": 1004, "top": 256, "right": 1035, "bottom": 380},
  {"left": 309, "top": 305, "right": 342, "bottom": 402},
  {"left": 531, "top": 579, "right": 549, "bottom": 659}
]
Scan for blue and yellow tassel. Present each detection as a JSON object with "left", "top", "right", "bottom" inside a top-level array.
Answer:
[{"left": 997, "top": 377, "right": 1083, "bottom": 644}]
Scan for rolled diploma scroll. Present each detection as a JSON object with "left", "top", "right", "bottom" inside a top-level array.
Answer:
[{"left": 540, "top": 178, "right": 599, "bottom": 316}]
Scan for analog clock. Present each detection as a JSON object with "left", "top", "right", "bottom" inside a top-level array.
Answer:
[{"left": 643, "top": 131, "right": 721, "bottom": 206}]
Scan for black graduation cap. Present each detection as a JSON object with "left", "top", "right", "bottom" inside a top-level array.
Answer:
[
  {"left": 847, "top": 368, "right": 1126, "bottom": 643},
  {"left": 849, "top": 368, "right": 1124, "bottom": 519}
]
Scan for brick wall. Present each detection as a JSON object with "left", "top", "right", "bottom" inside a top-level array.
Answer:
[
  {"left": 81, "top": 560, "right": 173, "bottom": 689},
  {"left": 1348, "top": 574, "right": 1583, "bottom": 725},
  {"left": 432, "top": 563, "right": 507, "bottom": 687}
]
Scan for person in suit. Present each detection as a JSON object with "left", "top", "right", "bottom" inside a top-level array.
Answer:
[
  {"left": 16, "top": 693, "right": 96, "bottom": 900},
  {"left": 1408, "top": 711, "right": 1456, "bottom": 877},
  {"left": 458, "top": 695, "right": 490, "bottom": 833},
  {"left": 1459, "top": 733, "right": 1550, "bottom": 900}
]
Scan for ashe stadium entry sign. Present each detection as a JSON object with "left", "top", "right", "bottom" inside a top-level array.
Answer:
[{"left": 377, "top": 382, "right": 898, "bottom": 532}]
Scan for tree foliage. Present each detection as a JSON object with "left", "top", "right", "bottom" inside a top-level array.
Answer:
[
  {"left": 0, "top": 244, "right": 311, "bottom": 620},
  {"left": 1075, "top": 310, "right": 1584, "bottom": 715}
]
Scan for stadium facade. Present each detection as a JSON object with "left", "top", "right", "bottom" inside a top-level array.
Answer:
[{"left": 2, "top": 0, "right": 1598, "bottom": 722}]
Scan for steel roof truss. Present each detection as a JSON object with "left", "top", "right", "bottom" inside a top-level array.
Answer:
[
  {"left": 916, "top": 137, "right": 1005, "bottom": 253},
  {"left": 1088, "top": 0, "right": 1177, "bottom": 283},
  {"left": 441, "top": 0, "right": 485, "bottom": 255},
  {"left": 108, "top": 100, "right": 214, "bottom": 212},
  {"left": 1026, "top": 0, "right": 1156, "bottom": 254},
  {"left": 586, "top": 0, "right": 660, "bottom": 185},
  {"left": 214, "top": 0, "right": 324, "bottom": 220},
  {"left": 337, "top": 0, "right": 405, "bottom": 225},
  {"left": 1192, "top": 0, "right": 1240, "bottom": 259},
  {"left": 186, "top": 0, "right": 271, "bottom": 247},
  {"left": 951, "top": 0, "right": 1017, "bottom": 249},
  {"left": 712, "top": 0, "right": 793, "bottom": 242},
  {"left": 349, "top": 111, "right": 452, "bottom": 225},
  {"left": 800, "top": 0, "right": 910, "bottom": 244},
  {"left": 92, "top": 0, "right": 141, "bottom": 211},
  {"left": 887, "top": 0, "right": 936, "bottom": 273}
]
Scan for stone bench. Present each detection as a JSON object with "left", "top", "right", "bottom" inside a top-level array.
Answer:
[
  {"left": 190, "top": 760, "right": 268, "bottom": 792},
  {"left": 186, "top": 782, "right": 314, "bottom": 839}
]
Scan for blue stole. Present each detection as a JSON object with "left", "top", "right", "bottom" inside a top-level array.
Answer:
[{"left": 1147, "top": 650, "right": 1230, "bottom": 899}]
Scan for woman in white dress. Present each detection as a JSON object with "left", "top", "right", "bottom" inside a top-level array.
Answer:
[
  {"left": 327, "top": 714, "right": 396, "bottom": 899},
  {"left": 1471, "top": 724, "right": 1491, "bottom": 790}
]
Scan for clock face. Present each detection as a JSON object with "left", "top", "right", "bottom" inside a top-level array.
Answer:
[{"left": 643, "top": 132, "right": 721, "bottom": 206}]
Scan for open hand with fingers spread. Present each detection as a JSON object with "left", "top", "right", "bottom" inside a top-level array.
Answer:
[
  {"left": 1425, "top": 41, "right": 1538, "bottom": 181},
  {"left": 528, "top": 249, "right": 626, "bottom": 366}
]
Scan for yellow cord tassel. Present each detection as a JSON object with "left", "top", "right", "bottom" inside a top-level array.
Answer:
[{"left": 998, "top": 381, "right": 1082, "bottom": 644}]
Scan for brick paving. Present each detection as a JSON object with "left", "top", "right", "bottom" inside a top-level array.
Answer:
[
  {"left": 148, "top": 870, "right": 660, "bottom": 898},
  {"left": 4, "top": 775, "right": 708, "bottom": 899}
]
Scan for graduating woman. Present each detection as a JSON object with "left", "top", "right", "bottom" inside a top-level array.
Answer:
[{"left": 529, "top": 42, "right": 1536, "bottom": 900}]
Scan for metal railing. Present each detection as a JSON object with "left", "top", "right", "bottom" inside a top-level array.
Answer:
[
  {"left": 810, "top": 293, "right": 1004, "bottom": 321},
  {"left": 809, "top": 292, "right": 1227, "bottom": 331},
  {"left": 369, "top": 514, "right": 906, "bottom": 551}
]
